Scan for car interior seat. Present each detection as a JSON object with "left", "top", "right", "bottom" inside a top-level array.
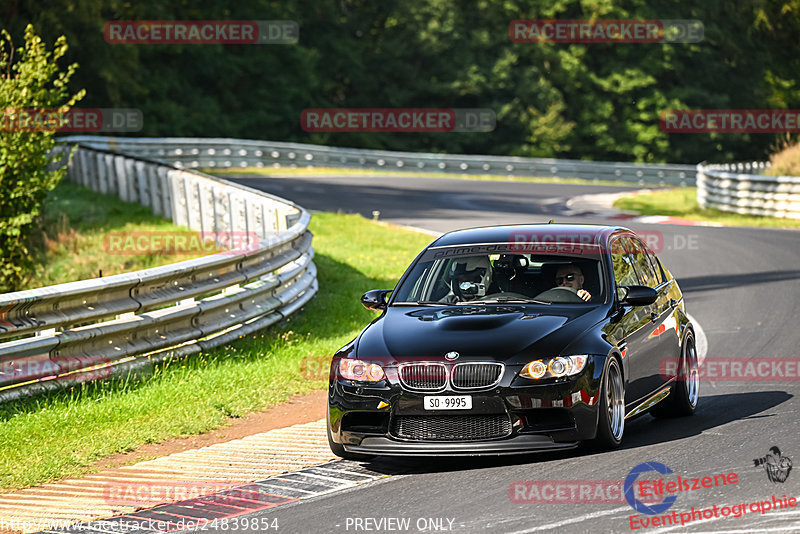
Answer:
[
  {"left": 490, "top": 254, "right": 537, "bottom": 296},
  {"left": 490, "top": 255, "right": 516, "bottom": 293},
  {"left": 574, "top": 259, "right": 602, "bottom": 301}
]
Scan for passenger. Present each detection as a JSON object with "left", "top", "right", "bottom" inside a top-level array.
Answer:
[{"left": 442, "top": 256, "right": 492, "bottom": 302}]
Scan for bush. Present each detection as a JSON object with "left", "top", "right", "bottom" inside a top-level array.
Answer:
[
  {"left": 0, "top": 25, "right": 84, "bottom": 292},
  {"left": 765, "top": 139, "right": 800, "bottom": 177}
]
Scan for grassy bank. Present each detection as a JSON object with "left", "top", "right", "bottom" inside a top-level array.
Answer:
[
  {"left": 0, "top": 211, "right": 432, "bottom": 490},
  {"left": 613, "top": 187, "right": 800, "bottom": 229},
  {"left": 26, "top": 181, "right": 207, "bottom": 289}
]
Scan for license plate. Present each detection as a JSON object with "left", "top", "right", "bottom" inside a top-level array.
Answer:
[{"left": 424, "top": 395, "right": 472, "bottom": 410}]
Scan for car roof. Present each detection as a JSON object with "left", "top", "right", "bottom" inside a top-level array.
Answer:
[{"left": 429, "top": 223, "right": 632, "bottom": 248}]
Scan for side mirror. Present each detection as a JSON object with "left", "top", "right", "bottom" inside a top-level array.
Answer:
[
  {"left": 619, "top": 285, "right": 658, "bottom": 306},
  {"left": 361, "top": 289, "right": 392, "bottom": 311}
]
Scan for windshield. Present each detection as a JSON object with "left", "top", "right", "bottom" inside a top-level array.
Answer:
[{"left": 393, "top": 249, "right": 605, "bottom": 305}]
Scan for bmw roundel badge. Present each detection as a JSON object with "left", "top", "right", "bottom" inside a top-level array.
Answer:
[{"left": 445, "top": 351, "right": 460, "bottom": 361}]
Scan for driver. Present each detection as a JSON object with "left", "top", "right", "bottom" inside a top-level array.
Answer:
[
  {"left": 443, "top": 256, "right": 492, "bottom": 302},
  {"left": 555, "top": 263, "right": 592, "bottom": 302}
]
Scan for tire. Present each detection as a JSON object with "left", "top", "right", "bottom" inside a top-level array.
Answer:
[
  {"left": 327, "top": 411, "right": 375, "bottom": 462},
  {"left": 593, "top": 356, "right": 625, "bottom": 449},
  {"left": 651, "top": 333, "right": 699, "bottom": 418}
]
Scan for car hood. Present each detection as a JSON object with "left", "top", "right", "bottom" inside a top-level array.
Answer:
[{"left": 356, "top": 304, "right": 605, "bottom": 365}]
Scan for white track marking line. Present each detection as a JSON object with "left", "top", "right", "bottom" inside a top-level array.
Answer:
[
  {"left": 289, "top": 472, "right": 359, "bottom": 485},
  {"left": 312, "top": 467, "right": 379, "bottom": 479},
  {"left": 505, "top": 506, "right": 632, "bottom": 533},
  {"left": 252, "top": 484, "right": 317, "bottom": 495}
]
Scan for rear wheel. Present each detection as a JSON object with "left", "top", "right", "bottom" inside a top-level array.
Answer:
[
  {"left": 652, "top": 333, "right": 699, "bottom": 418},
  {"left": 593, "top": 356, "right": 625, "bottom": 449}
]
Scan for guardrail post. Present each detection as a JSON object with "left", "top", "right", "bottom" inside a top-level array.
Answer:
[
  {"left": 244, "top": 198, "right": 256, "bottom": 239},
  {"left": 81, "top": 149, "right": 93, "bottom": 188},
  {"left": 125, "top": 158, "right": 138, "bottom": 203},
  {"left": 157, "top": 166, "right": 171, "bottom": 219},
  {"left": 192, "top": 179, "right": 205, "bottom": 232},
  {"left": 114, "top": 155, "right": 127, "bottom": 200},
  {"left": 226, "top": 191, "right": 238, "bottom": 246},
  {"left": 72, "top": 147, "right": 83, "bottom": 185},
  {"left": 168, "top": 169, "right": 189, "bottom": 228},
  {"left": 90, "top": 151, "right": 101, "bottom": 190},
  {"left": 135, "top": 161, "right": 149, "bottom": 208},
  {"left": 97, "top": 154, "right": 108, "bottom": 194}
]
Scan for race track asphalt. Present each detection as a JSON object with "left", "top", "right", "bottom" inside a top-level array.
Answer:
[{"left": 201, "top": 174, "right": 800, "bottom": 533}]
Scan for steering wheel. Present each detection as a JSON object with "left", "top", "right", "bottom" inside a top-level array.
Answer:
[
  {"left": 477, "top": 292, "right": 531, "bottom": 301},
  {"left": 533, "top": 286, "right": 586, "bottom": 303}
]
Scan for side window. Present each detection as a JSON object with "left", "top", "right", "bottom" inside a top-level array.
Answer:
[
  {"left": 627, "top": 238, "right": 658, "bottom": 288},
  {"left": 646, "top": 250, "right": 664, "bottom": 285},
  {"left": 610, "top": 238, "right": 639, "bottom": 294}
]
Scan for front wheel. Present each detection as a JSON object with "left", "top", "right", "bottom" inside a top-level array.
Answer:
[
  {"left": 593, "top": 356, "right": 625, "bottom": 449},
  {"left": 651, "top": 333, "right": 699, "bottom": 418}
]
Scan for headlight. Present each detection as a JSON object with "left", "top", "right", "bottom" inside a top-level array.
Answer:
[
  {"left": 523, "top": 360, "right": 548, "bottom": 379},
  {"left": 339, "top": 358, "right": 386, "bottom": 382},
  {"left": 521, "top": 355, "right": 588, "bottom": 380}
]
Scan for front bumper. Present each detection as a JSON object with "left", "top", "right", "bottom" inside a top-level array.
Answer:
[
  {"left": 328, "top": 358, "right": 605, "bottom": 456},
  {"left": 345, "top": 435, "right": 578, "bottom": 456}
]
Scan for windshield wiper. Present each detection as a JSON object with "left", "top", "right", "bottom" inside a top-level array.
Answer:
[
  {"left": 474, "top": 298, "right": 551, "bottom": 305},
  {"left": 392, "top": 301, "right": 447, "bottom": 306}
]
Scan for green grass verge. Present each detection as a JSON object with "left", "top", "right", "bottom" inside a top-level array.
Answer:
[
  {"left": 26, "top": 181, "right": 207, "bottom": 289},
  {"left": 205, "top": 165, "right": 656, "bottom": 188},
  {"left": 0, "top": 212, "right": 432, "bottom": 491},
  {"left": 613, "top": 187, "right": 800, "bottom": 229}
]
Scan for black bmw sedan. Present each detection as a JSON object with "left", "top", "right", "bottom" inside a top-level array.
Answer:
[{"left": 327, "top": 224, "right": 699, "bottom": 458}]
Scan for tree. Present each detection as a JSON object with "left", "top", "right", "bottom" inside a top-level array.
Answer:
[
  {"left": 0, "top": 24, "right": 85, "bottom": 291},
  {"left": 3, "top": 1, "right": 799, "bottom": 163}
]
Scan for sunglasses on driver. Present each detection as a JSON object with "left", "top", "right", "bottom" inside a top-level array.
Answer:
[{"left": 555, "top": 273, "right": 578, "bottom": 284}]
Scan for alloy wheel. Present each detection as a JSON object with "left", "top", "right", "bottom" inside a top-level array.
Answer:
[
  {"left": 606, "top": 360, "right": 625, "bottom": 441},
  {"left": 685, "top": 340, "right": 699, "bottom": 408}
]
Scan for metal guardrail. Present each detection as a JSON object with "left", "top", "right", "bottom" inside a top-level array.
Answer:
[
  {"left": 61, "top": 136, "right": 698, "bottom": 186},
  {"left": 697, "top": 162, "right": 800, "bottom": 219},
  {"left": 0, "top": 142, "right": 317, "bottom": 402}
]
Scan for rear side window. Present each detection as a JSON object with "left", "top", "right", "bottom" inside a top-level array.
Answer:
[
  {"left": 645, "top": 250, "right": 664, "bottom": 285},
  {"left": 610, "top": 238, "right": 639, "bottom": 291},
  {"left": 627, "top": 237, "right": 659, "bottom": 288}
]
